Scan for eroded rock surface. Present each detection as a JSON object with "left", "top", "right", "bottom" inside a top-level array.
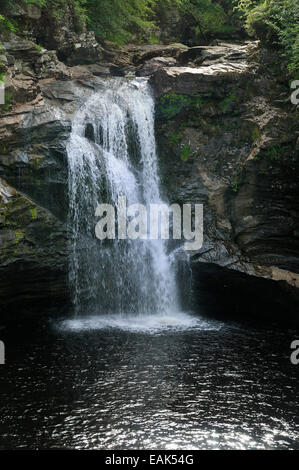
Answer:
[
  {"left": 153, "top": 43, "right": 299, "bottom": 299},
  {"left": 0, "top": 178, "right": 68, "bottom": 317},
  {"left": 0, "top": 35, "right": 298, "bottom": 319}
]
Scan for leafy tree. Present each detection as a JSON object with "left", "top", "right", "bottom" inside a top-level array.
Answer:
[
  {"left": 181, "top": 0, "right": 227, "bottom": 40},
  {"left": 0, "top": 13, "right": 18, "bottom": 33},
  {"left": 234, "top": 0, "right": 299, "bottom": 76},
  {"left": 83, "top": 0, "right": 156, "bottom": 44},
  {"left": 81, "top": 0, "right": 228, "bottom": 44}
]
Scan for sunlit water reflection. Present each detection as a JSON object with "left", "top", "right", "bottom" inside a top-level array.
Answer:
[{"left": 0, "top": 314, "right": 298, "bottom": 449}]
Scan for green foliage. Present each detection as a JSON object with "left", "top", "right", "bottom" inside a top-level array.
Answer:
[
  {"left": 67, "top": 0, "right": 230, "bottom": 44},
  {"left": 84, "top": 0, "right": 156, "bottom": 44},
  {"left": 0, "top": 1, "right": 238, "bottom": 45},
  {"left": 160, "top": 93, "right": 207, "bottom": 120},
  {"left": 148, "top": 34, "right": 160, "bottom": 45},
  {"left": 1, "top": 92, "right": 12, "bottom": 111},
  {"left": 231, "top": 183, "right": 239, "bottom": 192},
  {"left": 169, "top": 133, "right": 183, "bottom": 146},
  {"left": 23, "top": 0, "right": 47, "bottom": 6},
  {"left": 266, "top": 144, "right": 282, "bottom": 161},
  {"left": 234, "top": 0, "right": 299, "bottom": 76},
  {"left": 160, "top": 94, "right": 193, "bottom": 119},
  {"left": 265, "top": 143, "right": 295, "bottom": 161},
  {"left": 0, "top": 13, "right": 18, "bottom": 33},
  {"left": 47, "top": 0, "right": 86, "bottom": 31},
  {"left": 254, "top": 143, "right": 296, "bottom": 162},
  {"left": 29, "top": 207, "right": 37, "bottom": 219},
  {"left": 180, "top": 145, "right": 191, "bottom": 161},
  {"left": 219, "top": 92, "right": 237, "bottom": 113},
  {"left": 182, "top": 0, "right": 228, "bottom": 38},
  {"left": 233, "top": 0, "right": 261, "bottom": 17}
]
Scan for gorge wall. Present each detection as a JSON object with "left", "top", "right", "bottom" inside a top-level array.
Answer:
[{"left": 0, "top": 6, "right": 298, "bottom": 323}]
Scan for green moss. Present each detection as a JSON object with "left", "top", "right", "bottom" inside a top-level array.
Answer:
[
  {"left": 159, "top": 93, "right": 208, "bottom": 120},
  {"left": 180, "top": 145, "right": 191, "bottom": 162},
  {"left": 1, "top": 91, "right": 12, "bottom": 111},
  {"left": 219, "top": 93, "right": 237, "bottom": 114},
  {"left": 169, "top": 133, "right": 183, "bottom": 146},
  {"left": 29, "top": 207, "right": 37, "bottom": 219},
  {"left": 265, "top": 144, "right": 288, "bottom": 161},
  {"left": 264, "top": 144, "right": 295, "bottom": 162},
  {"left": 0, "top": 14, "right": 18, "bottom": 33},
  {"left": 252, "top": 127, "right": 261, "bottom": 142},
  {"left": 254, "top": 143, "right": 296, "bottom": 163},
  {"left": 148, "top": 34, "right": 160, "bottom": 44},
  {"left": 14, "top": 229, "right": 25, "bottom": 244},
  {"left": 30, "top": 157, "right": 41, "bottom": 169}
]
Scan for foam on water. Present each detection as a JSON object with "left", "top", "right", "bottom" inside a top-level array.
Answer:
[{"left": 59, "top": 312, "right": 223, "bottom": 334}]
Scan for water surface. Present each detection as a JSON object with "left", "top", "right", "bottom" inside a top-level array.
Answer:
[{"left": 0, "top": 313, "right": 297, "bottom": 450}]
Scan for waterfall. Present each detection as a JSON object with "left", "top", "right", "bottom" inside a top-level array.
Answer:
[{"left": 66, "top": 78, "right": 180, "bottom": 318}]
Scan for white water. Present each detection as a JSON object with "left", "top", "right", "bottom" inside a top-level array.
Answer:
[
  {"left": 65, "top": 78, "right": 198, "bottom": 330},
  {"left": 60, "top": 312, "right": 222, "bottom": 334}
]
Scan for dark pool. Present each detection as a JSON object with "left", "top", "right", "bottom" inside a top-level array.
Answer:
[{"left": 0, "top": 312, "right": 298, "bottom": 449}]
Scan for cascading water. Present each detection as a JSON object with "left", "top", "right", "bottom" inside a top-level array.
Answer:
[{"left": 66, "top": 78, "right": 182, "bottom": 323}]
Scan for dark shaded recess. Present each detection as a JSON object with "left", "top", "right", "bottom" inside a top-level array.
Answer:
[
  {"left": 191, "top": 262, "right": 299, "bottom": 327},
  {"left": 109, "top": 65, "right": 126, "bottom": 77},
  {"left": 0, "top": 261, "right": 70, "bottom": 324},
  {"left": 0, "top": 152, "right": 69, "bottom": 223},
  {"left": 126, "top": 118, "right": 143, "bottom": 174},
  {"left": 176, "top": 257, "right": 193, "bottom": 311},
  {"left": 85, "top": 123, "right": 95, "bottom": 142}
]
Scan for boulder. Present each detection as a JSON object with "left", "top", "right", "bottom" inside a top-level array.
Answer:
[
  {"left": 136, "top": 57, "right": 177, "bottom": 77},
  {"left": 150, "top": 63, "right": 252, "bottom": 98},
  {"left": 178, "top": 42, "right": 258, "bottom": 66}
]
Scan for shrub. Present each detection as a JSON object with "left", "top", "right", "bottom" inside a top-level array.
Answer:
[{"left": 234, "top": 0, "right": 299, "bottom": 76}]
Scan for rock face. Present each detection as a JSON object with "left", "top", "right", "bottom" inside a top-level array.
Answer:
[
  {"left": 152, "top": 42, "right": 299, "bottom": 304},
  {"left": 150, "top": 62, "right": 250, "bottom": 97},
  {"left": 0, "top": 35, "right": 106, "bottom": 316},
  {"left": 0, "top": 178, "right": 68, "bottom": 318},
  {"left": 150, "top": 42, "right": 257, "bottom": 97},
  {"left": 0, "top": 32, "right": 298, "bottom": 321}
]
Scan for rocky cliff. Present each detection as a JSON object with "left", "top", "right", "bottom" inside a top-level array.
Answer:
[
  {"left": 0, "top": 20, "right": 298, "bottom": 321},
  {"left": 151, "top": 43, "right": 299, "bottom": 281}
]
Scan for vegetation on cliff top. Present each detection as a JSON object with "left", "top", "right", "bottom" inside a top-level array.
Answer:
[
  {"left": 0, "top": 1, "right": 298, "bottom": 76},
  {"left": 235, "top": 0, "right": 299, "bottom": 77},
  {"left": 0, "top": 1, "right": 231, "bottom": 42}
]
